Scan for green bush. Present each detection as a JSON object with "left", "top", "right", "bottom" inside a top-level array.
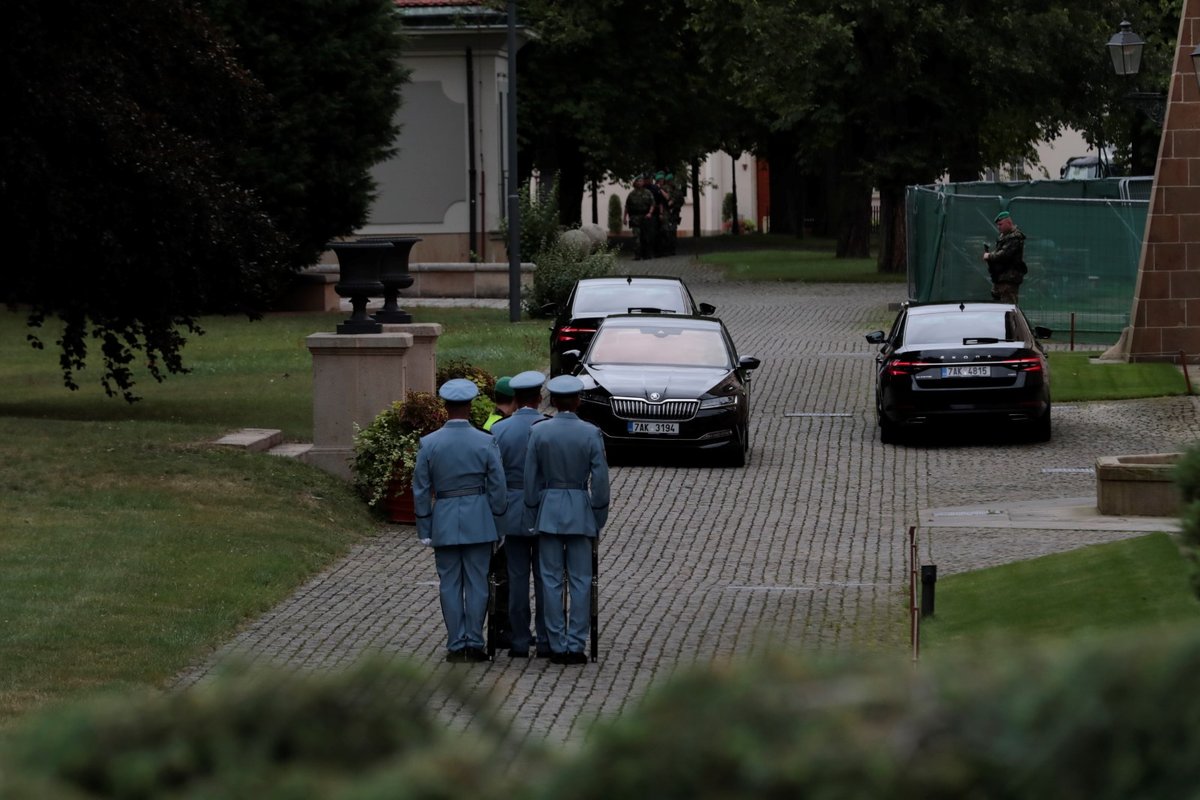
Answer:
[
  {"left": 503, "top": 183, "right": 561, "bottom": 263},
  {"left": 531, "top": 629, "right": 1200, "bottom": 799},
  {"left": 521, "top": 239, "right": 617, "bottom": 318},
  {"left": 1176, "top": 444, "right": 1200, "bottom": 599},
  {"left": 607, "top": 193, "right": 623, "bottom": 235},
  {"left": 2, "top": 660, "right": 524, "bottom": 800},
  {"left": 721, "top": 191, "right": 735, "bottom": 223}
]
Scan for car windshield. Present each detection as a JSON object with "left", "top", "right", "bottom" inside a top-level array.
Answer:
[
  {"left": 904, "top": 311, "right": 1015, "bottom": 345},
  {"left": 588, "top": 325, "right": 730, "bottom": 368},
  {"left": 573, "top": 284, "right": 686, "bottom": 315}
]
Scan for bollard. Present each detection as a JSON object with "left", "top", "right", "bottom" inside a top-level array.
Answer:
[{"left": 920, "top": 565, "right": 937, "bottom": 618}]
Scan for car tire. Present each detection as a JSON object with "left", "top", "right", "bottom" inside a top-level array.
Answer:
[
  {"left": 1031, "top": 405, "right": 1052, "bottom": 443},
  {"left": 722, "top": 428, "right": 747, "bottom": 467},
  {"left": 878, "top": 410, "right": 900, "bottom": 445}
]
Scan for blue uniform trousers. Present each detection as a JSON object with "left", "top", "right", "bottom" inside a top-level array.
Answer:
[
  {"left": 538, "top": 533, "right": 592, "bottom": 655},
  {"left": 505, "top": 536, "right": 548, "bottom": 654},
  {"left": 434, "top": 542, "right": 493, "bottom": 652}
]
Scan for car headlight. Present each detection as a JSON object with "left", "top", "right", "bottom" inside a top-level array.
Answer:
[{"left": 699, "top": 395, "right": 738, "bottom": 410}]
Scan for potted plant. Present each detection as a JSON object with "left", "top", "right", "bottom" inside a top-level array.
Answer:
[
  {"left": 352, "top": 362, "right": 498, "bottom": 523},
  {"left": 352, "top": 391, "right": 447, "bottom": 523}
]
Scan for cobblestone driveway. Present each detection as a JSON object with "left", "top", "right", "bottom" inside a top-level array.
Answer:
[{"left": 178, "top": 257, "right": 1200, "bottom": 745}]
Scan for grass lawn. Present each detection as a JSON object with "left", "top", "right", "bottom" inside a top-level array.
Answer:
[
  {"left": 1048, "top": 351, "right": 1191, "bottom": 402},
  {"left": 0, "top": 305, "right": 546, "bottom": 723},
  {"left": 921, "top": 533, "right": 1200, "bottom": 651},
  {"left": 698, "top": 249, "right": 905, "bottom": 283}
]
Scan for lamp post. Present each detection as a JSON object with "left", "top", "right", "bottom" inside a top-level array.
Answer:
[{"left": 1107, "top": 20, "right": 1165, "bottom": 126}]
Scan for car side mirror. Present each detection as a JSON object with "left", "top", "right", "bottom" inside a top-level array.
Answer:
[
  {"left": 1034, "top": 326, "right": 1052, "bottom": 340},
  {"left": 562, "top": 350, "right": 582, "bottom": 369},
  {"left": 699, "top": 302, "right": 716, "bottom": 315},
  {"left": 865, "top": 331, "right": 886, "bottom": 345},
  {"left": 540, "top": 302, "right": 558, "bottom": 317},
  {"left": 739, "top": 356, "right": 761, "bottom": 371}
]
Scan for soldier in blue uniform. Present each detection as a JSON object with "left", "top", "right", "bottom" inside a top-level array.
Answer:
[
  {"left": 490, "top": 370, "right": 550, "bottom": 658},
  {"left": 412, "top": 378, "right": 508, "bottom": 662},
  {"left": 524, "top": 374, "right": 610, "bottom": 665}
]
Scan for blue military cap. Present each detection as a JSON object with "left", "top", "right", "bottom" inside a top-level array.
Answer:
[
  {"left": 546, "top": 374, "right": 584, "bottom": 396},
  {"left": 438, "top": 378, "right": 478, "bottom": 402},
  {"left": 510, "top": 370, "right": 546, "bottom": 390}
]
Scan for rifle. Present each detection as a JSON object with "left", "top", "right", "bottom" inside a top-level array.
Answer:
[
  {"left": 486, "top": 541, "right": 499, "bottom": 660},
  {"left": 590, "top": 536, "right": 599, "bottom": 662}
]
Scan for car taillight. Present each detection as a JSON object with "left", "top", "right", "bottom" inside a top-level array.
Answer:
[
  {"left": 555, "top": 325, "right": 596, "bottom": 344},
  {"left": 999, "top": 357, "right": 1043, "bottom": 373},
  {"left": 885, "top": 358, "right": 928, "bottom": 376}
]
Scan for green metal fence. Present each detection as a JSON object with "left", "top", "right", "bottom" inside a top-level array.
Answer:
[{"left": 906, "top": 178, "right": 1152, "bottom": 343}]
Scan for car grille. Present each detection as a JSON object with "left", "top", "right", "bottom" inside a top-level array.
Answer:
[{"left": 610, "top": 397, "right": 699, "bottom": 421}]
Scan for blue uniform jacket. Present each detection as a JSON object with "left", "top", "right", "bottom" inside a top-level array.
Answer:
[
  {"left": 412, "top": 419, "right": 507, "bottom": 545},
  {"left": 490, "top": 407, "right": 546, "bottom": 537},
  {"left": 523, "top": 411, "right": 610, "bottom": 535}
]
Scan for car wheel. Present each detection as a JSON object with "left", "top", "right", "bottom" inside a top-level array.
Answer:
[
  {"left": 1031, "top": 404, "right": 1052, "bottom": 443},
  {"left": 722, "top": 428, "right": 747, "bottom": 467},
  {"left": 878, "top": 409, "right": 900, "bottom": 445}
]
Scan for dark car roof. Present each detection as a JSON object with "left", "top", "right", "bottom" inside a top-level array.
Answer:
[
  {"left": 576, "top": 276, "right": 686, "bottom": 286},
  {"left": 904, "top": 302, "right": 1017, "bottom": 317},
  {"left": 597, "top": 313, "right": 721, "bottom": 330}
]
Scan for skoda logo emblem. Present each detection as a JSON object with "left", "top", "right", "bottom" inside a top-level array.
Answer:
[{"left": 650, "top": 392, "right": 661, "bottom": 401}]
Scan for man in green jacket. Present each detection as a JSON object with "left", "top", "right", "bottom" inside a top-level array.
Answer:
[{"left": 983, "top": 210, "right": 1027, "bottom": 304}]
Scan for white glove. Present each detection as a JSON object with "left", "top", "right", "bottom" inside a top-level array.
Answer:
[{"left": 419, "top": 538, "right": 433, "bottom": 547}]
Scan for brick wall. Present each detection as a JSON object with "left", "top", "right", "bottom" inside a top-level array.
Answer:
[{"left": 1129, "top": 0, "right": 1200, "bottom": 361}]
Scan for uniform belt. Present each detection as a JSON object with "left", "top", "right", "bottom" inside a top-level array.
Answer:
[
  {"left": 507, "top": 481, "right": 524, "bottom": 490},
  {"left": 548, "top": 481, "right": 585, "bottom": 490},
  {"left": 436, "top": 486, "right": 485, "bottom": 499}
]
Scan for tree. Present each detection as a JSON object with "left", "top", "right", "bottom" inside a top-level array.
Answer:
[
  {"left": 514, "top": 0, "right": 734, "bottom": 226},
  {"left": 0, "top": 0, "right": 406, "bottom": 400},
  {"left": 686, "top": 0, "right": 1179, "bottom": 271},
  {"left": 201, "top": 0, "right": 408, "bottom": 273}
]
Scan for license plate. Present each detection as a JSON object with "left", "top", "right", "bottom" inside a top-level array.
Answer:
[
  {"left": 628, "top": 421, "right": 679, "bottom": 435},
  {"left": 941, "top": 365, "right": 990, "bottom": 378}
]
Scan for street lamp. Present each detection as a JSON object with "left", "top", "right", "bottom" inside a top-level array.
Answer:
[{"left": 1107, "top": 20, "right": 1144, "bottom": 76}]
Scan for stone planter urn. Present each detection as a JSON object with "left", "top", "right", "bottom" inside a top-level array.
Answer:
[
  {"left": 329, "top": 241, "right": 391, "bottom": 334},
  {"left": 373, "top": 237, "right": 421, "bottom": 324}
]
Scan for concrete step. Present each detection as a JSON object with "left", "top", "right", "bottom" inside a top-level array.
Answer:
[
  {"left": 213, "top": 428, "right": 284, "bottom": 453},
  {"left": 268, "top": 443, "right": 313, "bottom": 459}
]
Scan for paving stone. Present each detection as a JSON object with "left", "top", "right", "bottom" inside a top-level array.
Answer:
[{"left": 175, "top": 259, "right": 1200, "bottom": 748}]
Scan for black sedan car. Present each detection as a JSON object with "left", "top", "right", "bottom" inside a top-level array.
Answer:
[
  {"left": 548, "top": 276, "right": 715, "bottom": 376},
  {"left": 865, "top": 302, "right": 1052, "bottom": 444},
  {"left": 562, "top": 313, "right": 759, "bottom": 465}
]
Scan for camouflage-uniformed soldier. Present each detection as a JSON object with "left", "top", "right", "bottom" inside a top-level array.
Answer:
[
  {"left": 648, "top": 171, "right": 671, "bottom": 257},
  {"left": 624, "top": 176, "right": 655, "bottom": 260},
  {"left": 665, "top": 172, "right": 686, "bottom": 255},
  {"left": 983, "top": 210, "right": 1027, "bottom": 304}
]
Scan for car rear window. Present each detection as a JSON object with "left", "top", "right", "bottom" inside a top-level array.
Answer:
[
  {"left": 588, "top": 326, "right": 729, "bottom": 367},
  {"left": 904, "top": 311, "right": 1014, "bottom": 345},
  {"left": 573, "top": 285, "right": 686, "bottom": 315}
]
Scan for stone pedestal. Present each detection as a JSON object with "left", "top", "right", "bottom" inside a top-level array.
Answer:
[
  {"left": 1095, "top": 453, "right": 1183, "bottom": 516},
  {"left": 379, "top": 323, "right": 443, "bottom": 393},
  {"left": 306, "top": 332, "right": 415, "bottom": 480}
]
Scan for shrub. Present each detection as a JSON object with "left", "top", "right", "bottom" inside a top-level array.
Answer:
[
  {"left": 1176, "top": 444, "right": 1200, "bottom": 598},
  {"left": 503, "top": 181, "right": 561, "bottom": 262},
  {"left": 521, "top": 238, "right": 617, "bottom": 318},
  {"left": 435, "top": 358, "right": 496, "bottom": 428},
  {"left": 352, "top": 391, "right": 447, "bottom": 507},
  {"left": 607, "top": 193, "right": 623, "bottom": 235},
  {"left": 721, "top": 191, "right": 735, "bottom": 223}
]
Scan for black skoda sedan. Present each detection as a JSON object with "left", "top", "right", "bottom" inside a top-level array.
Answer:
[
  {"left": 561, "top": 313, "right": 760, "bottom": 465},
  {"left": 865, "top": 302, "right": 1052, "bottom": 444},
  {"left": 548, "top": 276, "right": 715, "bottom": 376}
]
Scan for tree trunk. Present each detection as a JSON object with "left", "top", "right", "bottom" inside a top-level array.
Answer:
[
  {"left": 557, "top": 148, "right": 586, "bottom": 227},
  {"left": 835, "top": 173, "right": 871, "bottom": 258},
  {"left": 767, "top": 130, "right": 803, "bottom": 237},
  {"left": 876, "top": 184, "right": 907, "bottom": 274}
]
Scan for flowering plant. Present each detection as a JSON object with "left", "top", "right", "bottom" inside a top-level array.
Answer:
[{"left": 352, "top": 391, "right": 447, "bottom": 508}]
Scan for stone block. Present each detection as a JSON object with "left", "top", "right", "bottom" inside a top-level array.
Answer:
[{"left": 1095, "top": 453, "right": 1183, "bottom": 516}]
